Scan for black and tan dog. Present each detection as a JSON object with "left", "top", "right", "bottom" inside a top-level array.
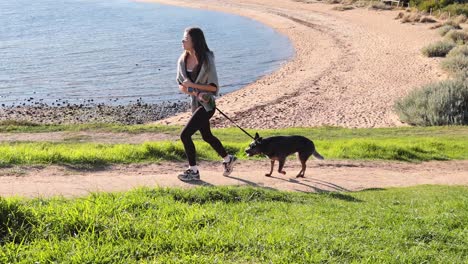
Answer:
[{"left": 245, "top": 133, "right": 324, "bottom": 178}]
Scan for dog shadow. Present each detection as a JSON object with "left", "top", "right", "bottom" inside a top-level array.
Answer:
[
  {"left": 289, "top": 178, "right": 363, "bottom": 202},
  {"left": 226, "top": 174, "right": 362, "bottom": 202},
  {"left": 300, "top": 177, "right": 349, "bottom": 192}
]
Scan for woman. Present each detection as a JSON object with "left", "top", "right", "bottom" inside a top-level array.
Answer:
[{"left": 176, "top": 27, "right": 237, "bottom": 182}]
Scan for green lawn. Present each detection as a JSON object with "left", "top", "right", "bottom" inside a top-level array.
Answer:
[
  {"left": 0, "top": 125, "right": 467, "bottom": 167},
  {"left": 1, "top": 185, "right": 467, "bottom": 263}
]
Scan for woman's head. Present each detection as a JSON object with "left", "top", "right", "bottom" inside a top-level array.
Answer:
[{"left": 182, "top": 27, "right": 211, "bottom": 66}]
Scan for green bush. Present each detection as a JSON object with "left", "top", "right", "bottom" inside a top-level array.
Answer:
[
  {"left": 438, "top": 25, "right": 456, "bottom": 36},
  {"left": 333, "top": 5, "right": 355, "bottom": 11},
  {"left": 441, "top": 55, "right": 468, "bottom": 74},
  {"left": 411, "top": 0, "right": 445, "bottom": 10},
  {"left": 442, "top": 3, "right": 468, "bottom": 16},
  {"left": 421, "top": 41, "right": 456, "bottom": 57},
  {"left": 417, "top": 0, "right": 439, "bottom": 11},
  {"left": 395, "top": 78, "right": 468, "bottom": 126},
  {"left": 442, "top": 20, "right": 462, "bottom": 29},
  {"left": 369, "top": 2, "right": 392, "bottom": 10},
  {"left": 410, "top": 0, "right": 467, "bottom": 14},
  {"left": 453, "top": 14, "right": 467, "bottom": 23},
  {"left": 447, "top": 45, "right": 468, "bottom": 57},
  {"left": 445, "top": 30, "right": 468, "bottom": 45}
]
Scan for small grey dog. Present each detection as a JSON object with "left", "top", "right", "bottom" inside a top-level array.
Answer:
[{"left": 245, "top": 133, "right": 324, "bottom": 178}]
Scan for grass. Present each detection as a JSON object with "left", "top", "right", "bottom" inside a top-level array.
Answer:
[
  {"left": 0, "top": 185, "right": 467, "bottom": 263},
  {"left": 0, "top": 126, "right": 468, "bottom": 166},
  {"left": 0, "top": 122, "right": 183, "bottom": 134}
]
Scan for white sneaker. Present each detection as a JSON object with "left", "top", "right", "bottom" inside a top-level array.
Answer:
[
  {"left": 223, "top": 155, "right": 237, "bottom": 176},
  {"left": 177, "top": 169, "right": 200, "bottom": 182}
]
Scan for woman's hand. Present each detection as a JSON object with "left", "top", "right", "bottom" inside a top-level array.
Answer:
[
  {"left": 179, "top": 84, "right": 197, "bottom": 96},
  {"left": 181, "top": 79, "right": 194, "bottom": 88}
]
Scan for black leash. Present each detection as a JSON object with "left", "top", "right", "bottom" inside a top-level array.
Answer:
[{"left": 215, "top": 107, "right": 255, "bottom": 140}]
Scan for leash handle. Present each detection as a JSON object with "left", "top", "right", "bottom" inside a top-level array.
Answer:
[{"left": 215, "top": 107, "right": 256, "bottom": 140}]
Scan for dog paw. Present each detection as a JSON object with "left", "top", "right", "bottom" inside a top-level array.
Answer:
[
  {"left": 296, "top": 175, "right": 305, "bottom": 178},
  {"left": 265, "top": 173, "right": 272, "bottom": 177},
  {"left": 279, "top": 171, "right": 286, "bottom": 175}
]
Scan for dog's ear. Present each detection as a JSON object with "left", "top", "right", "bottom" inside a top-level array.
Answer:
[{"left": 254, "top": 132, "right": 260, "bottom": 139}]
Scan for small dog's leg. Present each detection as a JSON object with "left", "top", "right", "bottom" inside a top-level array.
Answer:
[
  {"left": 296, "top": 153, "right": 309, "bottom": 178},
  {"left": 265, "top": 160, "right": 274, "bottom": 177},
  {"left": 296, "top": 163, "right": 306, "bottom": 178},
  {"left": 278, "top": 158, "right": 286, "bottom": 175}
]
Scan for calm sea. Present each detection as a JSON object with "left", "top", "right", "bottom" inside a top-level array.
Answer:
[{"left": 0, "top": 0, "right": 293, "bottom": 106}]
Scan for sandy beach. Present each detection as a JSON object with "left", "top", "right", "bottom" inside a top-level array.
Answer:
[{"left": 143, "top": 0, "right": 447, "bottom": 128}]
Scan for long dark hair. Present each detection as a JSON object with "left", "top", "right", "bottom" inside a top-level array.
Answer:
[{"left": 185, "top": 27, "right": 211, "bottom": 68}]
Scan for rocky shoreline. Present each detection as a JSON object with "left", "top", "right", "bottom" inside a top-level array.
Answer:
[{"left": 0, "top": 99, "right": 190, "bottom": 125}]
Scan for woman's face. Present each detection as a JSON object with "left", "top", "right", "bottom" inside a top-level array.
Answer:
[{"left": 182, "top": 32, "right": 193, "bottom": 51}]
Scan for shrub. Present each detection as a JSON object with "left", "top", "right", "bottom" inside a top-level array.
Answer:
[
  {"left": 447, "top": 45, "right": 468, "bottom": 57},
  {"left": 333, "top": 5, "right": 355, "bottom": 11},
  {"left": 420, "top": 16, "right": 437, "bottom": 23},
  {"left": 453, "top": 14, "right": 467, "bottom": 23},
  {"left": 421, "top": 41, "right": 456, "bottom": 57},
  {"left": 441, "top": 55, "right": 468, "bottom": 74},
  {"left": 442, "top": 3, "right": 468, "bottom": 17},
  {"left": 445, "top": 30, "right": 468, "bottom": 44},
  {"left": 395, "top": 78, "right": 468, "bottom": 126},
  {"left": 369, "top": 2, "right": 393, "bottom": 10},
  {"left": 354, "top": 1, "right": 370, "bottom": 8},
  {"left": 438, "top": 25, "right": 456, "bottom": 36},
  {"left": 395, "top": 12, "right": 405, "bottom": 19},
  {"left": 442, "top": 20, "right": 462, "bottom": 29}
]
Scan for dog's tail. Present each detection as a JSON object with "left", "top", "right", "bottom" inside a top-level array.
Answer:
[{"left": 312, "top": 150, "right": 324, "bottom": 160}]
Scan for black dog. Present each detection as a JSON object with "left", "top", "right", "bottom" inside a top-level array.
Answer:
[{"left": 245, "top": 133, "right": 324, "bottom": 178}]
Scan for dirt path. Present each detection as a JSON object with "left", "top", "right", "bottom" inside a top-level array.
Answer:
[{"left": 1, "top": 160, "right": 466, "bottom": 197}]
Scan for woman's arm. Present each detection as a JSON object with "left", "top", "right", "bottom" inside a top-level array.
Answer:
[
  {"left": 182, "top": 80, "right": 217, "bottom": 93},
  {"left": 179, "top": 84, "right": 198, "bottom": 96}
]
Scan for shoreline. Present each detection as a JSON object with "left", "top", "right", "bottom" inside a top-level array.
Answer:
[
  {"left": 142, "top": 0, "right": 446, "bottom": 128},
  {"left": 0, "top": 100, "right": 189, "bottom": 125}
]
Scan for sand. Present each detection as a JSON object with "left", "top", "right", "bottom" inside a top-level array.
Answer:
[{"left": 142, "top": 0, "right": 446, "bottom": 128}]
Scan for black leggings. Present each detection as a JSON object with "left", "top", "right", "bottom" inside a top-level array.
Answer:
[{"left": 181, "top": 106, "right": 228, "bottom": 166}]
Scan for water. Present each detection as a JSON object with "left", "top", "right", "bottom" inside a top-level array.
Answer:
[{"left": 0, "top": 0, "right": 293, "bottom": 106}]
